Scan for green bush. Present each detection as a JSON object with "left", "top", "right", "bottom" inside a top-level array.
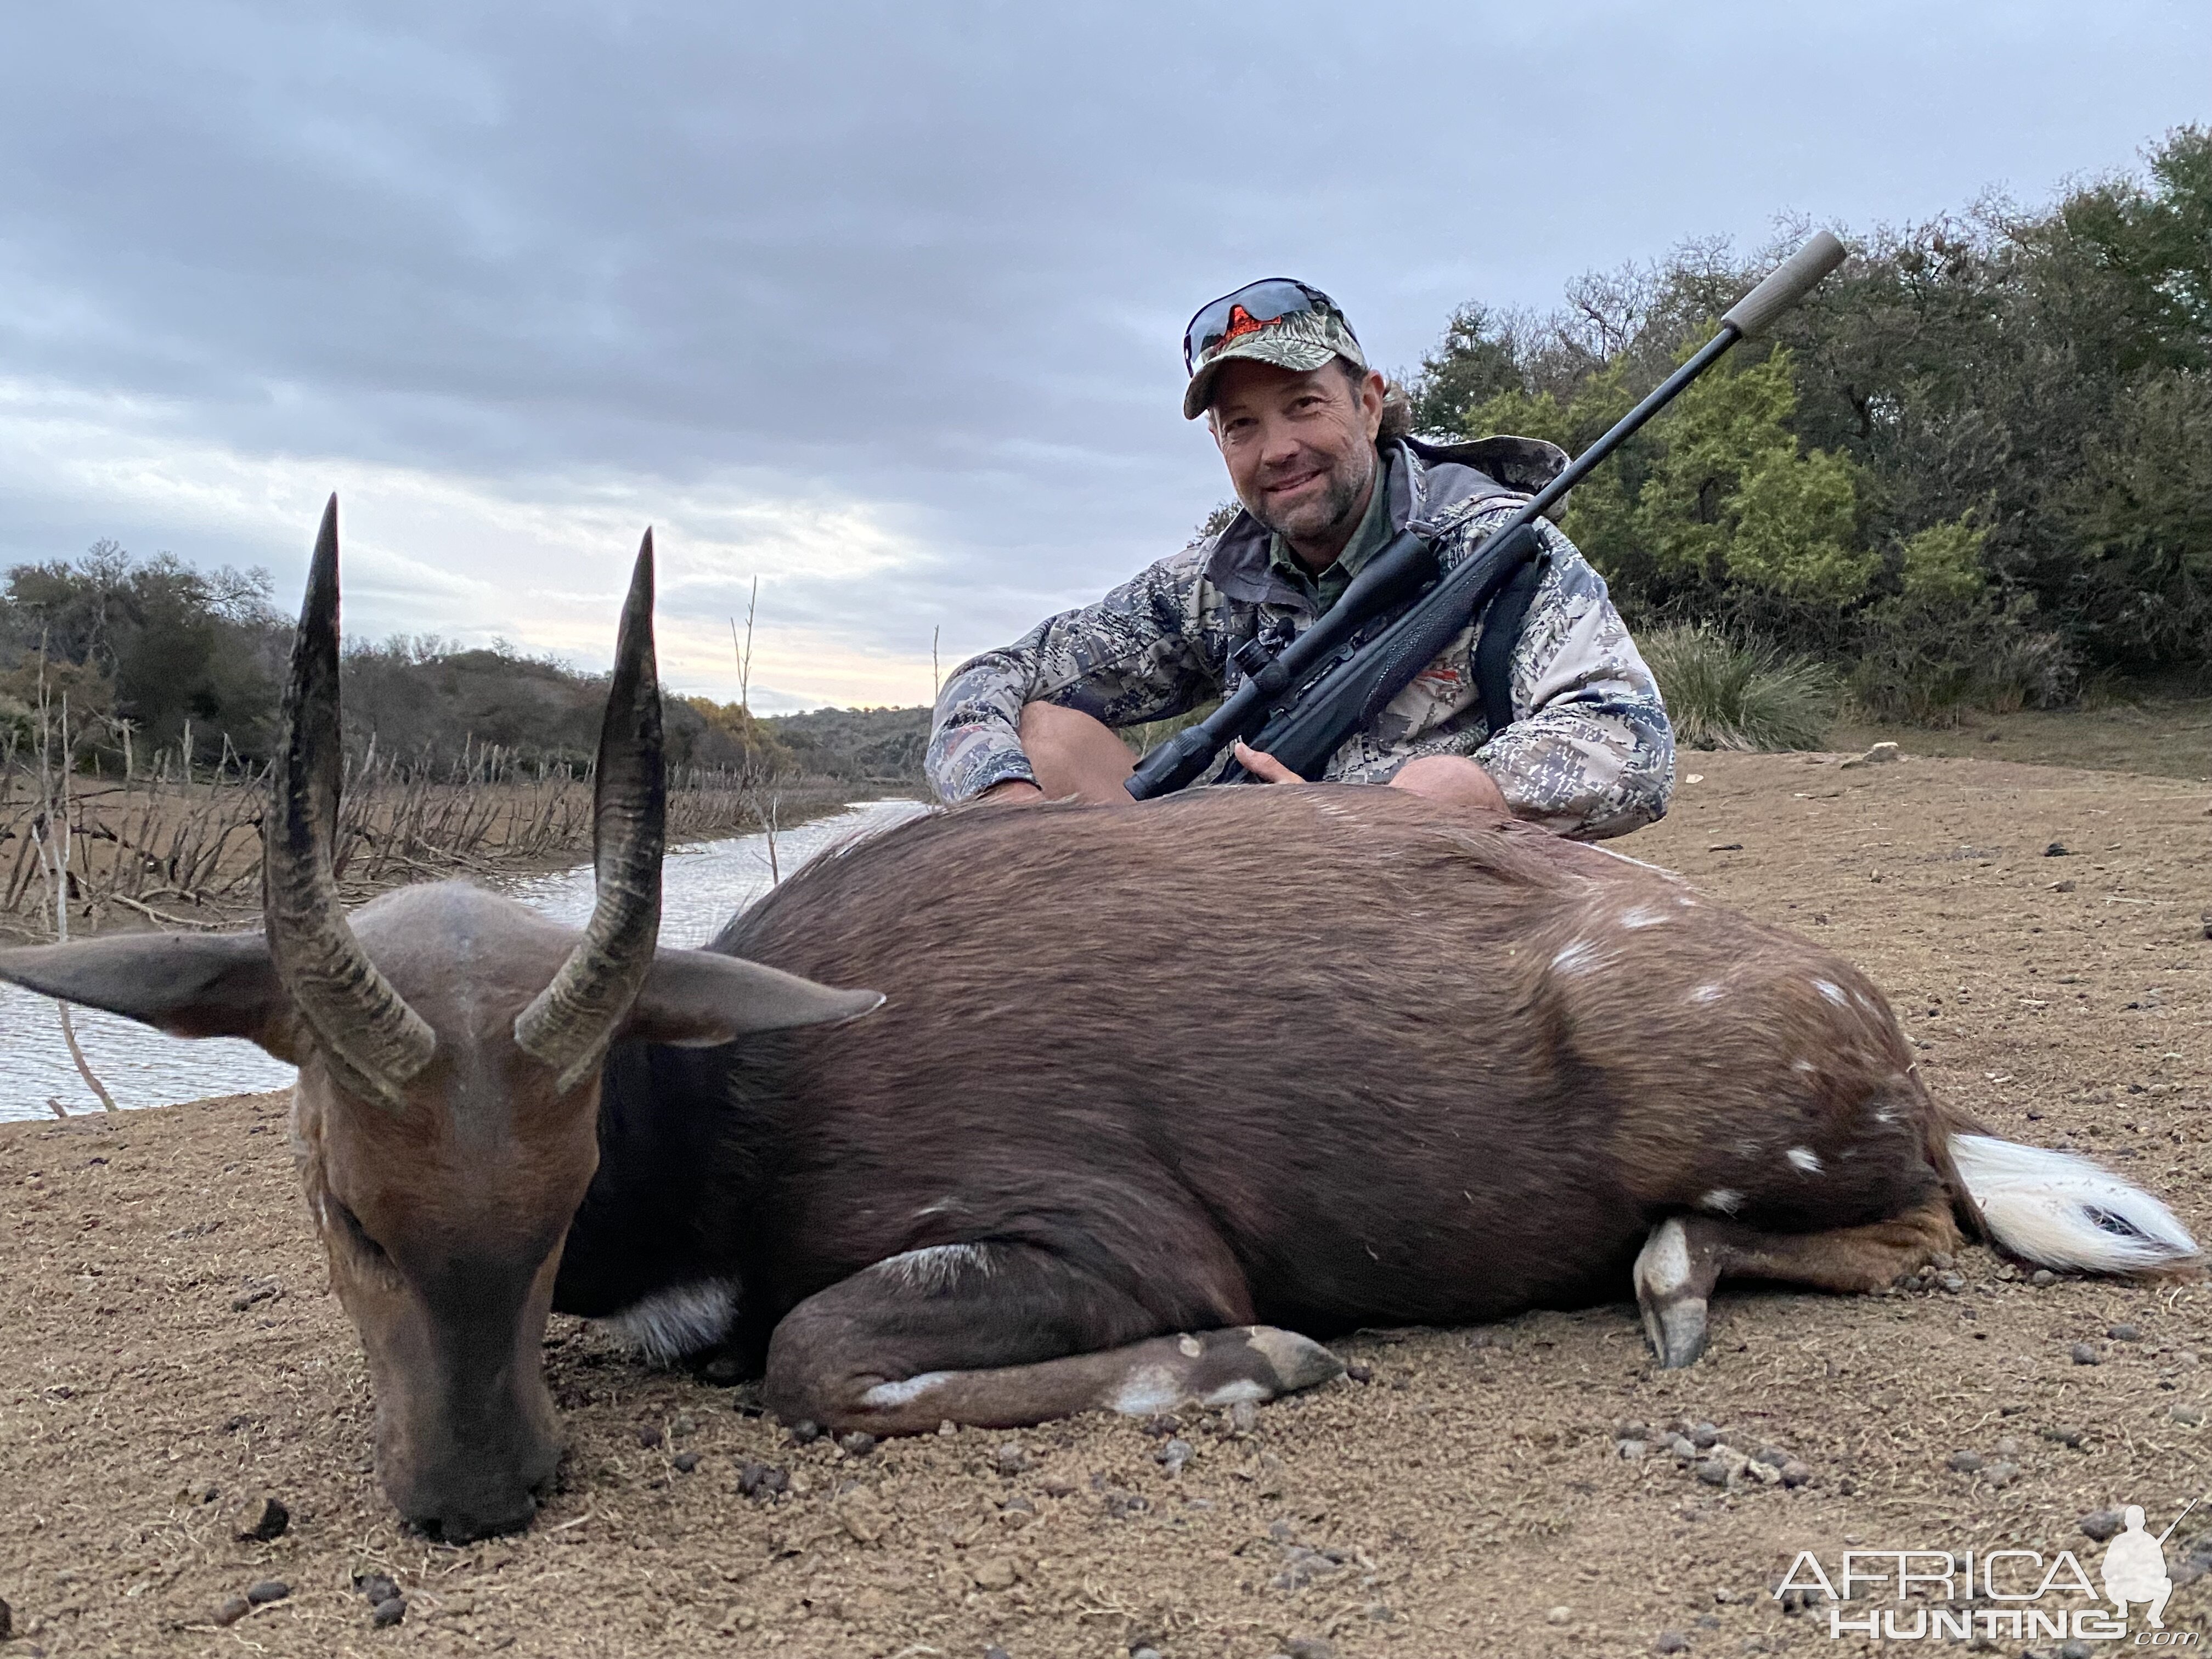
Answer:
[
  {"left": 1846, "top": 598, "right": 2076, "bottom": 724},
  {"left": 1642, "top": 624, "right": 1841, "bottom": 751}
]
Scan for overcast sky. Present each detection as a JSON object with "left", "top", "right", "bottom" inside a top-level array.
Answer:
[{"left": 2, "top": 2, "right": 2205, "bottom": 711}]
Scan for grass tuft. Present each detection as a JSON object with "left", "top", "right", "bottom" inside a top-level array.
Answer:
[{"left": 1643, "top": 624, "right": 1841, "bottom": 752}]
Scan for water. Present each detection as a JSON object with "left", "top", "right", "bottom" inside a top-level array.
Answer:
[{"left": 0, "top": 799, "right": 928, "bottom": 1121}]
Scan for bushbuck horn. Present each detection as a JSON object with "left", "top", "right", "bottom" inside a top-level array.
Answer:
[
  {"left": 264, "top": 495, "right": 437, "bottom": 1109},
  {"left": 514, "top": 530, "right": 665, "bottom": 1091}
]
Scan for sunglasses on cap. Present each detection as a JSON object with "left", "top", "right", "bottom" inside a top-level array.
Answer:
[{"left": 1182, "top": 278, "right": 1358, "bottom": 374}]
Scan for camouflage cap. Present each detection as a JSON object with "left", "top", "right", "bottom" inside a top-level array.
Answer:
[{"left": 1182, "top": 280, "right": 1368, "bottom": 420}]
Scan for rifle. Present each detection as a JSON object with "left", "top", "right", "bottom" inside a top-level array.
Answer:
[{"left": 1124, "top": 231, "right": 1848, "bottom": 801}]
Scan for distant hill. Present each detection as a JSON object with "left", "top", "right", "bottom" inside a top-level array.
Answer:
[{"left": 760, "top": 705, "right": 929, "bottom": 788}]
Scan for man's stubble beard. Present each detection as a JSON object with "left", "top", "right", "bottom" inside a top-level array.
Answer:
[{"left": 1244, "top": 444, "right": 1376, "bottom": 551}]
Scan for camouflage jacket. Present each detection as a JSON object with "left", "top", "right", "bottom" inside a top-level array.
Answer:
[{"left": 926, "top": 436, "right": 1675, "bottom": 839}]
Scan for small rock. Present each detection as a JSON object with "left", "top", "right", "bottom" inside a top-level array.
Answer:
[
  {"left": 737, "top": 1462, "right": 789, "bottom": 1499},
  {"left": 1945, "top": 1450, "right": 1984, "bottom": 1474},
  {"left": 1617, "top": 1438, "right": 1648, "bottom": 1460},
  {"left": 2172, "top": 1404, "right": 2204, "bottom": 1427},
  {"left": 1694, "top": 1459, "right": 1731, "bottom": 1487},
  {"left": 1983, "top": 1461, "right": 2019, "bottom": 1488},
  {"left": 984, "top": 1649, "right": 1013, "bottom": 1659},
  {"left": 2081, "top": 1508, "right": 2125, "bottom": 1542},
  {"left": 245, "top": 1580, "right": 290, "bottom": 1606},
  {"left": 1655, "top": 1632, "right": 1691, "bottom": 1655},
  {"left": 231, "top": 1493, "right": 289, "bottom": 1543},
  {"left": 1994, "top": 1437, "right": 2019, "bottom": 1456},
  {"left": 1229, "top": 1400, "right": 1258, "bottom": 1434},
  {"left": 1936, "top": 1272, "right": 1966, "bottom": 1294},
  {"left": 2045, "top": 1425, "right": 2087, "bottom": 1449},
  {"left": 2109, "top": 1323, "right": 2143, "bottom": 1342},
  {"left": 1546, "top": 1606, "right": 1572, "bottom": 1625},
  {"left": 1780, "top": 1460, "right": 1813, "bottom": 1488},
  {"left": 1285, "top": 1639, "right": 1337, "bottom": 1659},
  {"left": 211, "top": 1595, "right": 251, "bottom": 1627},
  {"left": 837, "top": 1431, "right": 877, "bottom": 1457},
  {"left": 1690, "top": 1423, "right": 1720, "bottom": 1449},
  {"left": 838, "top": 1496, "right": 887, "bottom": 1543},
  {"left": 1141, "top": 1414, "right": 1183, "bottom": 1438},
  {"left": 2032, "top": 1269, "right": 2057, "bottom": 1286},
  {"left": 995, "top": 1443, "right": 1030, "bottom": 1475},
  {"left": 1157, "top": 1438, "right": 1193, "bottom": 1473},
  {"left": 672, "top": 1451, "right": 700, "bottom": 1474},
  {"left": 372, "top": 1596, "right": 406, "bottom": 1629},
  {"left": 1040, "top": 1476, "right": 1076, "bottom": 1498},
  {"left": 1706, "top": 842, "right": 1744, "bottom": 851},
  {"left": 636, "top": 1424, "right": 664, "bottom": 1449},
  {"left": 1668, "top": 1436, "right": 1698, "bottom": 1460},
  {"left": 971, "top": 1556, "right": 1018, "bottom": 1591},
  {"left": 354, "top": 1573, "right": 398, "bottom": 1605},
  {"left": 2072, "top": 1342, "right": 2101, "bottom": 1366},
  {"left": 2059, "top": 1639, "right": 2095, "bottom": 1659},
  {"left": 2052, "top": 878, "right": 2077, "bottom": 892},
  {"left": 2044, "top": 841, "right": 2069, "bottom": 857},
  {"left": 787, "top": 1419, "right": 822, "bottom": 1444}
]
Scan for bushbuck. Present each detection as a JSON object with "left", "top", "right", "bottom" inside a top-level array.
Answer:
[{"left": 0, "top": 500, "right": 2194, "bottom": 1541}]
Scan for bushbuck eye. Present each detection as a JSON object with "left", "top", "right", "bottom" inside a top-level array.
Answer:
[{"left": 325, "top": 1194, "right": 400, "bottom": 1278}]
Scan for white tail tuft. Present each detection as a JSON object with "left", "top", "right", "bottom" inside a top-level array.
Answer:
[{"left": 1951, "top": 1134, "right": 2200, "bottom": 1273}]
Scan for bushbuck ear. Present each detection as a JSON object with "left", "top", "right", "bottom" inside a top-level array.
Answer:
[
  {"left": 624, "top": 947, "right": 884, "bottom": 1048},
  {"left": 0, "top": 934, "right": 300, "bottom": 1061}
]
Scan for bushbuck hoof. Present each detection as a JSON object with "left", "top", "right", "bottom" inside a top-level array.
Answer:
[{"left": 1635, "top": 1217, "right": 1712, "bottom": 1369}]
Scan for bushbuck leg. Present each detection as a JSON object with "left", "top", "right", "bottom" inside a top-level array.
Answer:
[
  {"left": 763, "top": 1243, "right": 1342, "bottom": 1433},
  {"left": 1635, "top": 1198, "right": 1964, "bottom": 1368}
]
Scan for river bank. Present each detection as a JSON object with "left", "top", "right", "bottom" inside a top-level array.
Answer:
[{"left": 0, "top": 797, "right": 928, "bottom": 1120}]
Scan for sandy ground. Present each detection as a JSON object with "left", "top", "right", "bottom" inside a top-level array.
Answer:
[{"left": 2, "top": 748, "right": 2209, "bottom": 1659}]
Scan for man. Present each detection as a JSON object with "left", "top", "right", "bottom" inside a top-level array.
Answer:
[{"left": 925, "top": 278, "right": 1673, "bottom": 838}]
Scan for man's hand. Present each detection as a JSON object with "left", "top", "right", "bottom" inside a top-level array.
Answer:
[
  {"left": 977, "top": 778, "right": 1048, "bottom": 805},
  {"left": 1234, "top": 742, "right": 1512, "bottom": 816},
  {"left": 1231, "top": 740, "right": 1301, "bottom": 783}
]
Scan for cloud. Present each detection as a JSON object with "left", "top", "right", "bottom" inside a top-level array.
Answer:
[{"left": 2, "top": 0, "right": 2207, "bottom": 705}]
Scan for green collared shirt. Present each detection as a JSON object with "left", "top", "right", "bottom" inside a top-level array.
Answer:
[{"left": 1264, "top": 451, "right": 1397, "bottom": 614}]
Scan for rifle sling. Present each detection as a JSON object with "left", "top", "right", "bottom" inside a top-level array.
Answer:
[{"left": 1474, "top": 550, "right": 1549, "bottom": 736}]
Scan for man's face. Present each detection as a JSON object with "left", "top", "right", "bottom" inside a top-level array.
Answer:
[{"left": 1208, "top": 360, "right": 1386, "bottom": 550}]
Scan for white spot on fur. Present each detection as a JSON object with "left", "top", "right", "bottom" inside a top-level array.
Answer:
[
  {"left": 1875, "top": 1108, "right": 1898, "bottom": 1124},
  {"left": 861, "top": 1371, "right": 953, "bottom": 1408},
  {"left": 1551, "top": 939, "right": 1600, "bottom": 974},
  {"left": 1177, "top": 1334, "right": 1203, "bottom": 1357},
  {"left": 601, "top": 1280, "right": 740, "bottom": 1365},
  {"left": 1700, "top": 1189, "right": 1744, "bottom": 1215},
  {"left": 1791, "top": 1058, "right": 1817, "bottom": 1074},
  {"left": 1812, "top": 979, "right": 1848, "bottom": 1007},
  {"left": 873, "top": 1243, "right": 994, "bottom": 1292},
  {"left": 1618, "top": 906, "right": 1665, "bottom": 929},
  {"left": 1637, "top": 1217, "right": 1694, "bottom": 1296},
  {"left": 1110, "top": 1364, "right": 1186, "bottom": 1416},
  {"left": 1688, "top": 983, "right": 1724, "bottom": 1004},
  {"left": 1201, "top": 1379, "right": 1268, "bottom": 1407},
  {"left": 1787, "top": 1147, "right": 1824, "bottom": 1174}
]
